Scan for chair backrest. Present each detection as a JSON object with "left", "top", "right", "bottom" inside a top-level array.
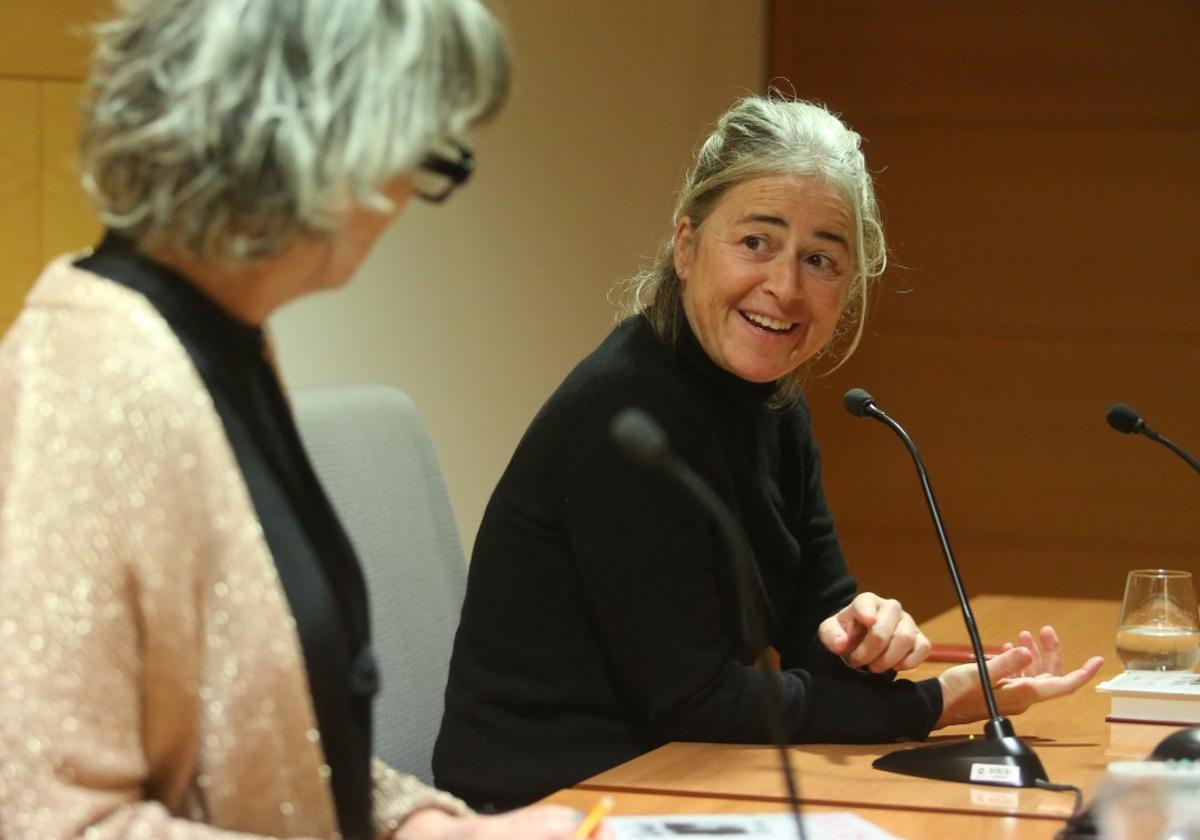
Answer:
[{"left": 292, "top": 384, "right": 466, "bottom": 785}]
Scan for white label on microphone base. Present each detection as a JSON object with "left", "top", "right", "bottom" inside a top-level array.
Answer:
[
  {"left": 969, "top": 763, "right": 1021, "bottom": 785},
  {"left": 969, "top": 787, "right": 1020, "bottom": 808}
]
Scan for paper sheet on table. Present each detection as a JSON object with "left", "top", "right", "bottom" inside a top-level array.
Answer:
[{"left": 607, "top": 811, "right": 902, "bottom": 839}]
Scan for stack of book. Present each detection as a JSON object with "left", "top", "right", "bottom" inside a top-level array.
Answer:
[{"left": 1096, "top": 670, "right": 1200, "bottom": 725}]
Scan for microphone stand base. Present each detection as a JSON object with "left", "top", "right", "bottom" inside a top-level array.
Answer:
[{"left": 872, "top": 718, "right": 1049, "bottom": 788}]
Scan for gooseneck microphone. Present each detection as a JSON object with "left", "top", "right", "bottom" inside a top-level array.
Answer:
[
  {"left": 1106, "top": 403, "right": 1200, "bottom": 477},
  {"left": 610, "top": 407, "right": 807, "bottom": 840},
  {"left": 842, "top": 388, "right": 1049, "bottom": 788},
  {"left": 843, "top": 390, "right": 999, "bottom": 723},
  {"left": 1104, "top": 402, "right": 1200, "bottom": 773}
]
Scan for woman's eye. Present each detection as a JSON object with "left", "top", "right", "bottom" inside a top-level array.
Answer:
[
  {"left": 805, "top": 253, "right": 834, "bottom": 270},
  {"left": 743, "top": 235, "right": 765, "bottom": 251}
]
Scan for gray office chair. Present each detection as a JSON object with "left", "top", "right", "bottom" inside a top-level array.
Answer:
[{"left": 292, "top": 384, "right": 466, "bottom": 785}]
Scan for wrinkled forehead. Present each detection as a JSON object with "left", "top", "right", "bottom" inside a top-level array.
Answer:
[{"left": 709, "top": 174, "right": 855, "bottom": 238}]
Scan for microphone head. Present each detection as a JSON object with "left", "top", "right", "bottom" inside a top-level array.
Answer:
[
  {"left": 843, "top": 388, "right": 877, "bottom": 418},
  {"left": 609, "top": 407, "right": 670, "bottom": 467},
  {"left": 1106, "top": 403, "right": 1144, "bottom": 435}
]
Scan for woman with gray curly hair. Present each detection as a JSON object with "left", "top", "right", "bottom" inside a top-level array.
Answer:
[
  {"left": 0, "top": 1, "right": 610, "bottom": 839},
  {"left": 434, "top": 94, "right": 1103, "bottom": 810}
]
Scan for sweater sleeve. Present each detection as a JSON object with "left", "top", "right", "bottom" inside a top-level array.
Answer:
[
  {"left": 370, "top": 759, "right": 470, "bottom": 836},
  {"left": 548, "top": 382, "right": 940, "bottom": 746},
  {"left": 0, "top": 330, "right": 323, "bottom": 839}
]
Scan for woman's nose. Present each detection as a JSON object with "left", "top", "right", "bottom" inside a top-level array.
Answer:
[{"left": 762, "top": 260, "right": 803, "bottom": 301}]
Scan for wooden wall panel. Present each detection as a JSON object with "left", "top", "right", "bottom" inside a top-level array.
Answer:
[
  {"left": 865, "top": 126, "right": 1200, "bottom": 338},
  {"left": 0, "top": 81, "right": 43, "bottom": 329},
  {"left": 772, "top": 1, "right": 1200, "bottom": 621},
  {"left": 770, "top": 1, "right": 1199, "bottom": 125},
  {"left": 0, "top": 3, "right": 106, "bottom": 337},
  {"left": 41, "top": 81, "right": 98, "bottom": 263},
  {"left": 0, "top": 1, "right": 105, "bottom": 80},
  {"left": 806, "top": 336, "right": 1200, "bottom": 544}
]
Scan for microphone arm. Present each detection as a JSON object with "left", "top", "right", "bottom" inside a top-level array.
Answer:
[
  {"left": 610, "top": 407, "right": 807, "bottom": 840},
  {"left": 1151, "top": 433, "right": 1200, "bottom": 476},
  {"left": 846, "top": 395, "right": 1000, "bottom": 722},
  {"left": 1106, "top": 403, "right": 1200, "bottom": 477},
  {"left": 843, "top": 388, "right": 1048, "bottom": 788}
]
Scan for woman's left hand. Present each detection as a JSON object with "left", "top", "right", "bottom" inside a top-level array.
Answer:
[
  {"left": 935, "top": 625, "right": 1104, "bottom": 728},
  {"left": 818, "top": 592, "right": 931, "bottom": 673}
]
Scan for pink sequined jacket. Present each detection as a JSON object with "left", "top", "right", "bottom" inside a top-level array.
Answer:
[{"left": 0, "top": 258, "right": 465, "bottom": 839}]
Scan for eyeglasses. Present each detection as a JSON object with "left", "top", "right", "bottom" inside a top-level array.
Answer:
[{"left": 414, "top": 141, "right": 474, "bottom": 203}]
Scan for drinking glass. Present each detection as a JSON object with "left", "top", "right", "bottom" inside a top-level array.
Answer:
[{"left": 1116, "top": 569, "right": 1200, "bottom": 671}]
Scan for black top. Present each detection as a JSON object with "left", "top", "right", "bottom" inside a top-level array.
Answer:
[
  {"left": 433, "top": 315, "right": 942, "bottom": 811},
  {"left": 76, "top": 234, "right": 378, "bottom": 840}
]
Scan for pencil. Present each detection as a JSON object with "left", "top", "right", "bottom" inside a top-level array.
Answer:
[{"left": 574, "top": 795, "right": 614, "bottom": 839}]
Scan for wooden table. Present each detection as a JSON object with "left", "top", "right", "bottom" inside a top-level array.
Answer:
[{"left": 564, "top": 595, "right": 1185, "bottom": 832}]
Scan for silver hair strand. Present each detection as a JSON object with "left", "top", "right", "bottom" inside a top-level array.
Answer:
[{"left": 80, "top": 0, "right": 509, "bottom": 264}]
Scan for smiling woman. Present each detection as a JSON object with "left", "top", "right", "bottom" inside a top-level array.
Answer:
[
  {"left": 625, "top": 95, "right": 887, "bottom": 403},
  {"left": 431, "top": 94, "right": 1104, "bottom": 812},
  {"left": 673, "top": 174, "right": 853, "bottom": 383}
]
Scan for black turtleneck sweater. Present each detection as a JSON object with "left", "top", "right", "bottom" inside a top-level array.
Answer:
[{"left": 433, "top": 315, "right": 942, "bottom": 811}]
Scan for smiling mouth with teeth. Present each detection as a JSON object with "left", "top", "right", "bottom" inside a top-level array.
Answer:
[{"left": 740, "top": 310, "right": 797, "bottom": 334}]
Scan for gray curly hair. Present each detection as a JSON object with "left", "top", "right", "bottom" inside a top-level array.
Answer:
[
  {"left": 619, "top": 93, "right": 886, "bottom": 403},
  {"left": 80, "top": 0, "right": 509, "bottom": 264}
]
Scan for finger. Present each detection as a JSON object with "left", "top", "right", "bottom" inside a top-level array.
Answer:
[
  {"left": 897, "top": 629, "right": 932, "bottom": 670},
  {"left": 849, "top": 592, "right": 882, "bottom": 626},
  {"left": 817, "top": 615, "right": 847, "bottom": 654},
  {"left": 1016, "top": 630, "right": 1041, "bottom": 676},
  {"left": 1034, "top": 656, "right": 1104, "bottom": 699},
  {"left": 869, "top": 620, "right": 918, "bottom": 672},
  {"left": 1039, "top": 625, "right": 1062, "bottom": 676},
  {"left": 985, "top": 646, "right": 1036, "bottom": 685},
  {"left": 997, "top": 655, "right": 1105, "bottom": 715},
  {"left": 819, "top": 613, "right": 868, "bottom": 656},
  {"left": 842, "top": 594, "right": 885, "bottom": 643},
  {"left": 1081, "top": 655, "right": 1105, "bottom": 679},
  {"left": 838, "top": 594, "right": 879, "bottom": 643},
  {"left": 479, "top": 812, "right": 582, "bottom": 840},
  {"left": 522, "top": 805, "right": 580, "bottom": 821},
  {"left": 522, "top": 805, "right": 586, "bottom": 836},
  {"left": 847, "top": 600, "right": 902, "bottom": 668},
  {"left": 535, "top": 812, "right": 583, "bottom": 840},
  {"left": 820, "top": 603, "right": 871, "bottom": 657},
  {"left": 509, "top": 803, "right": 583, "bottom": 835},
  {"left": 871, "top": 598, "right": 903, "bottom": 636},
  {"left": 863, "top": 607, "right": 912, "bottom": 671}
]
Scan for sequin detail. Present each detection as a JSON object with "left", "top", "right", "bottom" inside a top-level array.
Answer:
[{"left": 0, "top": 260, "right": 466, "bottom": 837}]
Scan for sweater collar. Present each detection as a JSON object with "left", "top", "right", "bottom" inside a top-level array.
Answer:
[
  {"left": 76, "top": 231, "right": 266, "bottom": 363},
  {"left": 674, "top": 315, "right": 778, "bottom": 409}
]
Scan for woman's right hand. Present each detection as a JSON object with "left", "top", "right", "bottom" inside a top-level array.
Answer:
[
  {"left": 935, "top": 625, "right": 1104, "bottom": 729},
  {"left": 394, "top": 804, "right": 615, "bottom": 840}
]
